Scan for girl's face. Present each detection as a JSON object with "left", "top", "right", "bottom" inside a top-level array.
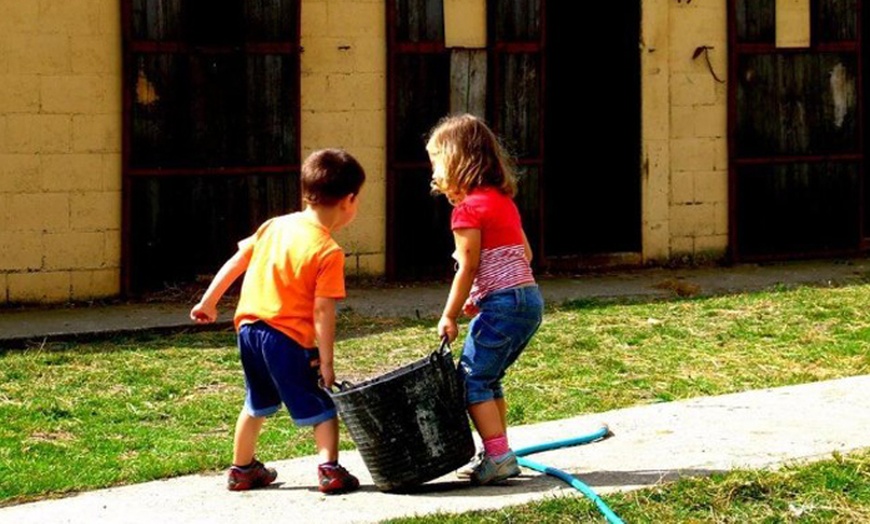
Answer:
[
  {"left": 428, "top": 141, "right": 463, "bottom": 203},
  {"left": 427, "top": 148, "right": 447, "bottom": 190}
]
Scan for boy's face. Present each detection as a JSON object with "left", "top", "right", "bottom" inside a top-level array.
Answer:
[{"left": 335, "top": 189, "right": 362, "bottom": 230}]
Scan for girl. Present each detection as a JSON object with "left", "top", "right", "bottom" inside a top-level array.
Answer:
[{"left": 427, "top": 114, "right": 544, "bottom": 485}]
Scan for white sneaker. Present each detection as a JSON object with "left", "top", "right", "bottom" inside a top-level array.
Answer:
[
  {"left": 456, "top": 451, "right": 485, "bottom": 479},
  {"left": 469, "top": 451, "right": 520, "bottom": 485}
]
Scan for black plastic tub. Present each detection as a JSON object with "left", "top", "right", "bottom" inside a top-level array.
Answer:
[{"left": 329, "top": 343, "right": 475, "bottom": 492}]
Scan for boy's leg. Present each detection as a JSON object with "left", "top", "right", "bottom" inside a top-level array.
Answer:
[
  {"left": 314, "top": 417, "right": 359, "bottom": 494},
  {"left": 227, "top": 409, "right": 276, "bottom": 492},
  {"left": 313, "top": 417, "right": 339, "bottom": 463},
  {"left": 232, "top": 408, "right": 266, "bottom": 466},
  {"left": 254, "top": 326, "right": 358, "bottom": 494},
  {"left": 227, "top": 323, "right": 282, "bottom": 491}
]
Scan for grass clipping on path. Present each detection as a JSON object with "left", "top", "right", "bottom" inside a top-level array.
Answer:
[{"left": 1, "top": 283, "right": 869, "bottom": 512}]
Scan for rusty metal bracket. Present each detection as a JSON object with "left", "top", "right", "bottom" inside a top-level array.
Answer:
[{"left": 693, "top": 45, "right": 725, "bottom": 84}]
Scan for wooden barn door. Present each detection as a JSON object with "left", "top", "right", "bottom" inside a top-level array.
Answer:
[
  {"left": 121, "top": 1, "right": 301, "bottom": 294},
  {"left": 487, "top": 1, "right": 545, "bottom": 265},
  {"left": 386, "top": 1, "right": 453, "bottom": 280},
  {"left": 729, "top": 0, "right": 865, "bottom": 260}
]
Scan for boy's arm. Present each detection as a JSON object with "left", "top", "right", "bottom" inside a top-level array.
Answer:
[
  {"left": 438, "top": 228, "right": 480, "bottom": 343},
  {"left": 190, "top": 248, "right": 250, "bottom": 323},
  {"left": 313, "top": 296, "right": 337, "bottom": 388}
]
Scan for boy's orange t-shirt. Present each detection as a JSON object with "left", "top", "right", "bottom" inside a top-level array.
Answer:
[{"left": 233, "top": 212, "right": 346, "bottom": 348}]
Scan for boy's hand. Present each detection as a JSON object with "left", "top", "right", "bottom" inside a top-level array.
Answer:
[
  {"left": 190, "top": 302, "right": 217, "bottom": 323},
  {"left": 438, "top": 315, "right": 458, "bottom": 343},
  {"left": 320, "top": 362, "right": 335, "bottom": 389}
]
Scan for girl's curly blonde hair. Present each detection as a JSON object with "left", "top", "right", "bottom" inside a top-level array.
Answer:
[{"left": 426, "top": 114, "right": 517, "bottom": 202}]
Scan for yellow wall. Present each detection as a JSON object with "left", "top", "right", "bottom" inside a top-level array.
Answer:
[
  {"left": 301, "top": 0, "right": 388, "bottom": 279},
  {"left": 641, "top": 0, "right": 729, "bottom": 263},
  {"left": 0, "top": 0, "right": 387, "bottom": 305},
  {"left": 0, "top": 0, "right": 122, "bottom": 304},
  {"left": 1, "top": 1, "right": 808, "bottom": 304}
]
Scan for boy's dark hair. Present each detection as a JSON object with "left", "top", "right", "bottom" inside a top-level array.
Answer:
[{"left": 301, "top": 149, "right": 366, "bottom": 206}]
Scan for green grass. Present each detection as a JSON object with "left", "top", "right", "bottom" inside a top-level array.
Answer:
[
  {"left": 2, "top": 283, "right": 869, "bottom": 520},
  {"left": 385, "top": 450, "right": 870, "bottom": 523}
]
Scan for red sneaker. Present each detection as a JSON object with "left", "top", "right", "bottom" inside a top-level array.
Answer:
[
  {"left": 317, "top": 463, "right": 360, "bottom": 494},
  {"left": 227, "top": 459, "right": 277, "bottom": 491}
]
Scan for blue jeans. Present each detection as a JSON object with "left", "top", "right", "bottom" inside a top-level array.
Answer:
[
  {"left": 459, "top": 285, "right": 544, "bottom": 405},
  {"left": 237, "top": 321, "right": 337, "bottom": 426}
]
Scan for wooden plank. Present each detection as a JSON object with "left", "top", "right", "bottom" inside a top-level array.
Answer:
[
  {"left": 449, "top": 49, "right": 486, "bottom": 117},
  {"left": 817, "top": 0, "right": 857, "bottom": 42},
  {"left": 735, "top": 0, "right": 775, "bottom": 43}
]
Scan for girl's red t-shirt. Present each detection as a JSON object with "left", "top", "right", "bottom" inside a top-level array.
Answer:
[{"left": 451, "top": 187, "right": 535, "bottom": 304}]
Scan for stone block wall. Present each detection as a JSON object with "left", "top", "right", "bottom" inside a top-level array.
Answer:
[
  {"left": 301, "top": 0, "right": 387, "bottom": 278},
  {"left": 0, "top": 0, "right": 122, "bottom": 304}
]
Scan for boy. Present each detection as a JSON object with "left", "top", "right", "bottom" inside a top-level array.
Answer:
[{"left": 190, "top": 148, "right": 365, "bottom": 494}]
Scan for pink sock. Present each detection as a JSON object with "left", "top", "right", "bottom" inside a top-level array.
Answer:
[{"left": 483, "top": 434, "right": 510, "bottom": 458}]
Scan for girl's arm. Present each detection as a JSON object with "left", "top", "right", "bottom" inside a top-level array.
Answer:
[
  {"left": 190, "top": 248, "right": 250, "bottom": 323},
  {"left": 314, "top": 296, "right": 337, "bottom": 388},
  {"left": 522, "top": 229, "right": 533, "bottom": 263},
  {"left": 438, "top": 228, "right": 481, "bottom": 342}
]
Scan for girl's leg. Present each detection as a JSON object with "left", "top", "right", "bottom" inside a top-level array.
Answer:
[
  {"left": 312, "top": 417, "right": 339, "bottom": 463},
  {"left": 495, "top": 397, "right": 508, "bottom": 432},
  {"left": 468, "top": 399, "right": 506, "bottom": 440},
  {"left": 232, "top": 408, "right": 266, "bottom": 466}
]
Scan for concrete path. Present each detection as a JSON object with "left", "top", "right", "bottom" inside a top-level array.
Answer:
[{"left": 2, "top": 375, "right": 869, "bottom": 523}]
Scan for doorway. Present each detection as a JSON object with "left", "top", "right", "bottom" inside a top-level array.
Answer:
[{"left": 542, "top": 2, "right": 642, "bottom": 263}]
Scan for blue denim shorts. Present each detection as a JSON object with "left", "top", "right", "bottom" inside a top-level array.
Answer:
[
  {"left": 459, "top": 284, "right": 544, "bottom": 405},
  {"left": 237, "top": 321, "right": 337, "bottom": 426}
]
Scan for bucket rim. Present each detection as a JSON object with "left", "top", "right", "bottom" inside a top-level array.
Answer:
[{"left": 327, "top": 348, "right": 453, "bottom": 399}]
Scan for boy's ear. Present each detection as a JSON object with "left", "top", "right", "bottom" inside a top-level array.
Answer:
[{"left": 340, "top": 193, "right": 357, "bottom": 208}]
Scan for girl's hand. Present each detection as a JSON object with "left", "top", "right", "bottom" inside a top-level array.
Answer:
[
  {"left": 462, "top": 300, "right": 479, "bottom": 317},
  {"left": 438, "top": 315, "right": 459, "bottom": 343},
  {"left": 190, "top": 302, "right": 217, "bottom": 323}
]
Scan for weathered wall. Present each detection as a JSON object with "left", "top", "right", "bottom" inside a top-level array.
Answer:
[
  {"left": 642, "top": 0, "right": 729, "bottom": 264},
  {"left": 2, "top": 1, "right": 813, "bottom": 303},
  {"left": 301, "top": 0, "right": 387, "bottom": 279},
  {"left": 0, "top": 0, "right": 388, "bottom": 305},
  {"left": 0, "top": 1, "right": 122, "bottom": 304}
]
